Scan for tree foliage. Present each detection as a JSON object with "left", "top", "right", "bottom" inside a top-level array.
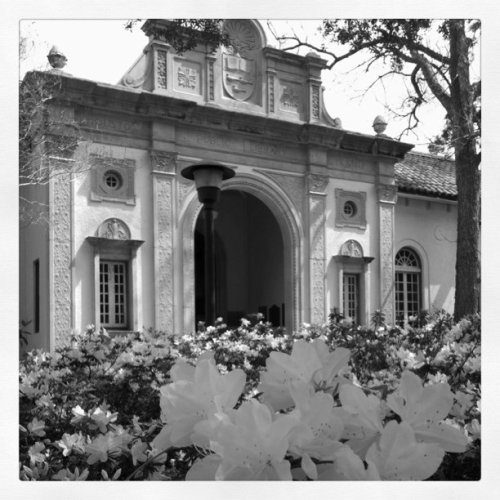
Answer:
[
  {"left": 125, "top": 19, "right": 230, "bottom": 54},
  {"left": 273, "top": 19, "right": 480, "bottom": 319}
]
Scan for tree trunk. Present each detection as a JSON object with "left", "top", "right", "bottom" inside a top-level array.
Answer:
[
  {"left": 453, "top": 145, "right": 480, "bottom": 319},
  {"left": 449, "top": 20, "right": 481, "bottom": 319}
]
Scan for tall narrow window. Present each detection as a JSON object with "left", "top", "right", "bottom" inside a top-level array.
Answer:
[
  {"left": 33, "top": 259, "right": 40, "bottom": 333},
  {"left": 343, "top": 273, "right": 359, "bottom": 323},
  {"left": 99, "top": 260, "right": 128, "bottom": 328},
  {"left": 395, "top": 247, "right": 422, "bottom": 325}
]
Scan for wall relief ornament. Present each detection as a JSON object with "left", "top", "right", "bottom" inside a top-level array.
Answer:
[
  {"left": 378, "top": 184, "right": 398, "bottom": 204},
  {"left": 340, "top": 239, "right": 363, "bottom": 258},
  {"left": 280, "top": 83, "right": 301, "bottom": 111},
  {"left": 156, "top": 49, "right": 168, "bottom": 89},
  {"left": 308, "top": 174, "right": 329, "bottom": 194},
  {"left": 151, "top": 151, "right": 177, "bottom": 174},
  {"left": 311, "top": 85, "right": 320, "bottom": 119},
  {"left": 222, "top": 20, "right": 261, "bottom": 102},
  {"left": 177, "top": 65, "right": 197, "bottom": 89},
  {"left": 96, "top": 218, "right": 131, "bottom": 240}
]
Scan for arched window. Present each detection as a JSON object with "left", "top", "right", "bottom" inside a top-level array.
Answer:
[{"left": 395, "top": 247, "right": 422, "bottom": 325}]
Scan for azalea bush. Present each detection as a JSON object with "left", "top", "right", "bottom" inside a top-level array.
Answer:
[{"left": 19, "top": 313, "right": 480, "bottom": 480}]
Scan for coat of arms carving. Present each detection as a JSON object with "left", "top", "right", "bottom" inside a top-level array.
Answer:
[
  {"left": 222, "top": 20, "right": 260, "bottom": 102},
  {"left": 223, "top": 54, "right": 256, "bottom": 101}
]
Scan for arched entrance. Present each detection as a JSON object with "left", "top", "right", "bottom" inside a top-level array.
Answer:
[
  {"left": 194, "top": 190, "right": 285, "bottom": 327},
  {"left": 178, "top": 172, "right": 304, "bottom": 333}
]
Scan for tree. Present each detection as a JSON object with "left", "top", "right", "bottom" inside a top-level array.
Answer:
[
  {"left": 19, "top": 45, "right": 88, "bottom": 226},
  {"left": 271, "top": 20, "right": 480, "bottom": 320}
]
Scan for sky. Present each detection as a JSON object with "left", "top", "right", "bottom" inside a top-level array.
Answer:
[{"left": 19, "top": 19, "right": 451, "bottom": 152}]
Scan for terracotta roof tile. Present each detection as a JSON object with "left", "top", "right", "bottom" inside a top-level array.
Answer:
[{"left": 395, "top": 151, "right": 457, "bottom": 199}]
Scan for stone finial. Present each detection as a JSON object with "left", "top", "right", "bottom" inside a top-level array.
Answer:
[
  {"left": 372, "top": 115, "right": 388, "bottom": 135},
  {"left": 47, "top": 46, "right": 68, "bottom": 70}
]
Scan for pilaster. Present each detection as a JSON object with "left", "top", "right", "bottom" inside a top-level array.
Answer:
[
  {"left": 377, "top": 183, "right": 398, "bottom": 323},
  {"left": 49, "top": 156, "right": 74, "bottom": 347},
  {"left": 151, "top": 150, "right": 177, "bottom": 334},
  {"left": 307, "top": 173, "right": 329, "bottom": 324}
]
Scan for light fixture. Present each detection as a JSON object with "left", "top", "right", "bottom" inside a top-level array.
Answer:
[{"left": 181, "top": 161, "right": 235, "bottom": 326}]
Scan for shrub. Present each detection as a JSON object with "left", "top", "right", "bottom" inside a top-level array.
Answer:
[{"left": 19, "top": 314, "right": 480, "bottom": 481}]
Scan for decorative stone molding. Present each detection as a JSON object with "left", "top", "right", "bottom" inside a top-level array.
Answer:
[
  {"left": 49, "top": 158, "right": 73, "bottom": 345},
  {"left": 308, "top": 174, "right": 329, "bottom": 194},
  {"left": 153, "top": 173, "right": 175, "bottom": 334},
  {"left": 206, "top": 54, "right": 216, "bottom": 101},
  {"left": 156, "top": 49, "right": 168, "bottom": 90},
  {"left": 90, "top": 155, "right": 135, "bottom": 205},
  {"left": 151, "top": 150, "right": 177, "bottom": 174},
  {"left": 379, "top": 203, "right": 395, "bottom": 324},
  {"left": 378, "top": 184, "right": 398, "bottom": 204},
  {"left": 96, "top": 218, "right": 131, "bottom": 240},
  {"left": 309, "top": 194, "right": 326, "bottom": 324},
  {"left": 335, "top": 189, "right": 367, "bottom": 229},
  {"left": 311, "top": 84, "right": 320, "bottom": 120},
  {"left": 267, "top": 71, "right": 276, "bottom": 113}
]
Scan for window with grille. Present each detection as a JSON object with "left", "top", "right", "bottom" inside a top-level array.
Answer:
[
  {"left": 343, "top": 273, "right": 359, "bottom": 323},
  {"left": 395, "top": 247, "right": 421, "bottom": 325},
  {"left": 99, "top": 260, "right": 128, "bottom": 328}
]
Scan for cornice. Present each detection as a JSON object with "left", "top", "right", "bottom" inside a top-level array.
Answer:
[{"left": 32, "top": 71, "right": 414, "bottom": 161}]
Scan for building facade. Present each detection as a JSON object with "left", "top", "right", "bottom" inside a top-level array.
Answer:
[{"left": 19, "top": 20, "right": 458, "bottom": 352}]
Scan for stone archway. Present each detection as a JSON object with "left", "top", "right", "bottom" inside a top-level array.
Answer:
[{"left": 177, "top": 173, "right": 304, "bottom": 333}]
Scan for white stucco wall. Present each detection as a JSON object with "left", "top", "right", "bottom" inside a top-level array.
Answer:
[
  {"left": 325, "top": 179, "right": 379, "bottom": 323},
  {"left": 19, "top": 183, "right": 50, "bottom": 353},
  {"left": 72, "top": 143, "right": 155, "bottom": 333},
  {"left": 395, "top": 196, "right": 457, "bottom": 314}
]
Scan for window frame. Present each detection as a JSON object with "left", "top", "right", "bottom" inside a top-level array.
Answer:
[
  {"left": 99, "top": 259, "right": 129, "bottom": 329},
  {"left": 394, "top": 247, "right": 422, "bottom": 325}
]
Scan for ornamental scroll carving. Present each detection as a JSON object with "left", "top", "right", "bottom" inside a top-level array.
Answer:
[
  {"left": 50, "top": 159, "right": 72, "bottom": 343},
  {"left": 151, "top": 151, "right": 177, "bottom": 174},
  {"left": 96, "top": 218, "right": 131, "bottom": 240},
  {"left": 378, "top": 184, "right": 398, "bottom": 204}
]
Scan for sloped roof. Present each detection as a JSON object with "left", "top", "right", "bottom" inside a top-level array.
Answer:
[{"left": 395, "top": 151, "right": 457, "bottom": 200}]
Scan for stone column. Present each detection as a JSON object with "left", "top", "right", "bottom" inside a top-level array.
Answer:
[
  {"left": 308, "top": 174, "right": 329, "bottom": 324},
  {"left": 151, "top": 151, "right": 177, "bottom": 335},
  {"left": 49, "top": 156, "right": 74, "bottom": 347},
  {"left": 377, "top": 184, "right": 398, "bottom": 324}
]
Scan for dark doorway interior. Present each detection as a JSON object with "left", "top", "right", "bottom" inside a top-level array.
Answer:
[{"left": 194, "top": 190, "right": 285, "bottom": 327}]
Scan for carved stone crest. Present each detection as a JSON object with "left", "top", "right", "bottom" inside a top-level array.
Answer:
[
  {"left": 222, "top": 20, "right": 260, "bottom": 102},
  {"left": 223, "top": 53, "right": 256, "bottom": 101}
]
